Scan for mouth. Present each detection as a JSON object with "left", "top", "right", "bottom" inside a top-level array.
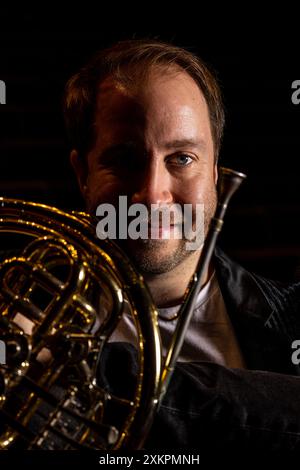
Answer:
[{"left": 147, "top": 223, "right": 176, "bottom": 239}]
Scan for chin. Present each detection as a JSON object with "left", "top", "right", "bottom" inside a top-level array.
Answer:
[{"left": 122, "top": 239, "right": 194, "bottom": 275}]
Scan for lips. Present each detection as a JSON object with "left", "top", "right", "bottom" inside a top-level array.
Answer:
[
  {"left": 148, "top": 224, "right": 175, "bottom": 229},
  {"left": 148, "top": 224, "right": 176, "bottom": 239}
]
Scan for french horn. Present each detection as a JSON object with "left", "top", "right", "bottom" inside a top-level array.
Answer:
[{"left": 0, "top": 167, "right": 246, "bottom": 450}]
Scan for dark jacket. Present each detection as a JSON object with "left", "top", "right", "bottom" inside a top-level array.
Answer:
[
  {"left": 215, "top": 247, "right": 300, "bottom": 375},
  {"left": 144, "top": 248, "right": 300, "bottom": 451}
]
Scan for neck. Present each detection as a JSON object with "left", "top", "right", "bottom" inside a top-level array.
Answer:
[{"left": 143, "top": 251, "right": 210, "bottom": 308}]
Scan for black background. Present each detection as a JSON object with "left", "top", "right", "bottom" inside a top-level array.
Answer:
[{"left": 0, "top": 9, "right": 300, "bottom": 281}]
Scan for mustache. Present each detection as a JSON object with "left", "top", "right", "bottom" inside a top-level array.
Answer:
[
  {"left": 126, "top": 206, "right": 198, "bottom": 225},
  {"left": 94, "top": 199, "right": 204, "bottom": 233}
]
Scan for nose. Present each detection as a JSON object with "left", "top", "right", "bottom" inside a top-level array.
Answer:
[{"left": 131, "top": 158, "right": 173, "bottom": 206}]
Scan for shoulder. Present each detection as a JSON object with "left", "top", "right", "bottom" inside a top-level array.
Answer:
[
  {"left": 214, "top": 245, "right": 300, "bottom": 297},
  {"left": 214, "top": 246, "right": 300, "bottom": 337}
]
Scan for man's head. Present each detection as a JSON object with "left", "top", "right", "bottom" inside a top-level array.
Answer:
[{"left": 64, "top": 39, "right": 225, "bottom": 275}]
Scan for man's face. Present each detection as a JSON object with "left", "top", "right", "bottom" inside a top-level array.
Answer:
[{"left": 74, "top": 67, "right": 217, "bottom": 274}]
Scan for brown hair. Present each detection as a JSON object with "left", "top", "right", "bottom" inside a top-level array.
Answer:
[{"left": 63, "top": 39, "right": 225, "bottom": 161}]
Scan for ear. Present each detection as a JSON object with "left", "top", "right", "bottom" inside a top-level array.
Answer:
[
  {"left": 70, "top": 149, "right": 88, "bottom": 197},
  {"left": 214, "top": 164, "right": 218, "bottom": 185}
]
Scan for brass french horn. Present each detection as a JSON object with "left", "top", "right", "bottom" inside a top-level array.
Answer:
[{"left": 0, "top": 167, "right": 246, "bottom": 450}]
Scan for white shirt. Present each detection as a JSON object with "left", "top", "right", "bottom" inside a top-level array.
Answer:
[
  {"left": 157, "top": 271, "right": 246, "bottom": 367},
  {"left": 107, "top": 271, "right": 246, "bottom": 368}
]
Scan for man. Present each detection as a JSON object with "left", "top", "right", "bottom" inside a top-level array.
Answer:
[{"left": 64, "top": 39, "right": 300, "bottom": 451}]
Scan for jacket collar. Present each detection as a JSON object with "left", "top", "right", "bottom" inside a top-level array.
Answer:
[
  {"left": 214, "top": 247, "right": 299, "bottom": 374},
  {"left": 214, "top": 247, "right": 273, "bottom": 322}
]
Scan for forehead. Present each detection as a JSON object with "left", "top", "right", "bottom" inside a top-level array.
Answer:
[
  {"left": 97, "top": 66, "right": 208, "bottom": 113},
  {"left": 92, "top": 67, "right": 212, "bottom": 146}
]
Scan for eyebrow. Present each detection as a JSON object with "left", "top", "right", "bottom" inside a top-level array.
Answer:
[
  {"left": 98, "top": 142, "right": 140, "bottom": 159},
  {"left": 99, "top": 139, "right": 207, "bottom": 161},
  {"left": 162, "top": 139, "right": 207, "bottom": 151}
]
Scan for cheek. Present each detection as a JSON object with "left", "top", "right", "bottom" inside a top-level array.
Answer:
[
  {"left": 86, "top": 170, "right": 127, "bottom": 211},
  {"left": 177, "top": 172, "right": 217, "bottom": 206}
]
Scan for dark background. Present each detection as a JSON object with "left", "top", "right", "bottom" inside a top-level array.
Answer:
[{"left": 0, "top": 10, "right": 300, "bottom": 281}]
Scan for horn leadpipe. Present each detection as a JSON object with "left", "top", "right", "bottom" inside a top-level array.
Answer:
[{"left": 157, "top": 167, "right": 247, "bottom": 405}]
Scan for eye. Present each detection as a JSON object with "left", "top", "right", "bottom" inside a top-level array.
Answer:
[
  {"left": 102, "top": 150, "right": 144, "bottom": 172},
  {"left": 167, "top": 153, "right": 193, "bottom": 167}
]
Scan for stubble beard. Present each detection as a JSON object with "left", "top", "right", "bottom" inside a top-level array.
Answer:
[{"left": 117, "top": 188, "right": 218, "bottom": 275}]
